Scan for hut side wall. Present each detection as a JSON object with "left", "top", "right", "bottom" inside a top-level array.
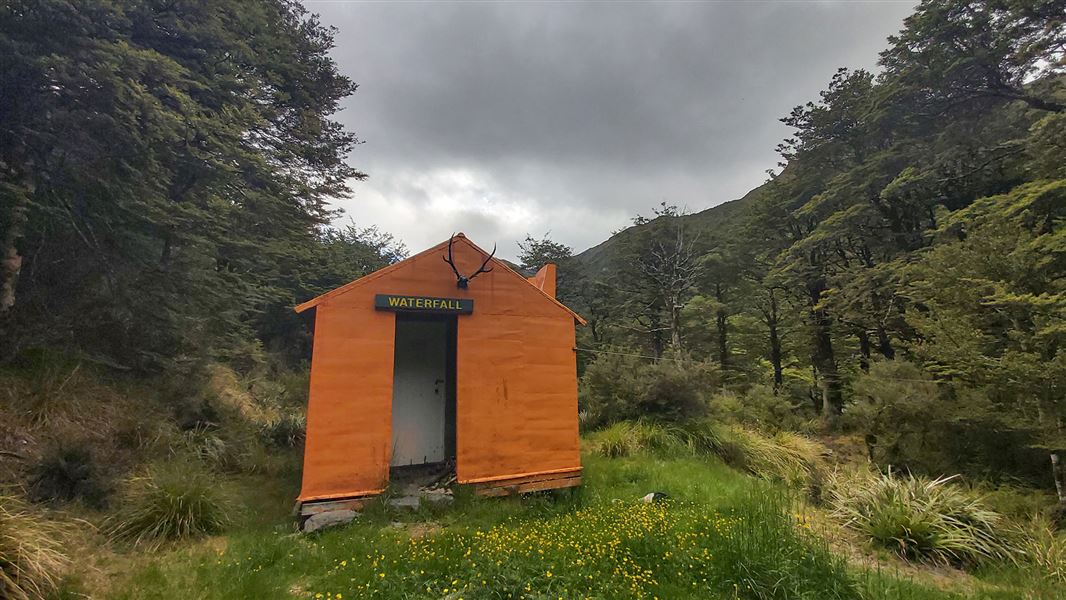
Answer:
[
  {"left": 456, "top": 312, "right": 579, "bottom": 483},
  {"left": 298, "top": 237, "right": 580, "bottom": 502},
  {"left": 300, "top": 302, "right": 395, "bottom": 501}
]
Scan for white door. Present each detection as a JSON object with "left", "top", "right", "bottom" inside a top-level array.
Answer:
[{"left": 391, "top": 318, "right": 448, "bottom": 466}]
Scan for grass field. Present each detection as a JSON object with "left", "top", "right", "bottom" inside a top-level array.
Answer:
[{"left": 94, "top": 452, "right": 1063, "bottom": 600}]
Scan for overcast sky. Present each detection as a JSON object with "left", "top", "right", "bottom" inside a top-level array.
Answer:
[{"left": 307, "top": 1, "right": 916, "bottom": 260}]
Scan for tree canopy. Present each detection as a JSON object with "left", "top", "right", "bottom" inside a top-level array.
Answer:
[{"left": 0, "top": 0, "right": 400, "bottom": 369}]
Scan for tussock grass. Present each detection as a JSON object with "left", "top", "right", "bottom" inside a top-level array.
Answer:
[
  {"left": 582, "top": 420, "right": 685, "bottom": 457},
  {"left": 1019, "top": 521, "right": 1066, "bottom": 582},
  {"left": 0, "top": 493, "right": 70, "bottom": 600},
  {"left": 180, "top": 424, "right": 271, "bottom": 475},
  {"left": 701, "top": 424, "right": 825, "bottom": 487},
  {"left": 261, "top": 412, "right": 306, "bottom": 449},
  {"left": 200, "top": 365, "right": 306, "bottom": 464},
  {"left": 105, "top": 463, "right": 230, "bottom": 548},
  {"left": 182, "top": 426, "right": 232, "bottom": 469},
  {"left": 825, "top": 469, "right": 1020, "bottom": 567},
  {"left": 586, "top": 419, "right": 827, "bottom": 489}
]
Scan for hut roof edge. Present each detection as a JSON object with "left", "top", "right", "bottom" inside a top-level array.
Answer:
[{"left": 294, "top": 236, "right": 587, "bottom": 325}]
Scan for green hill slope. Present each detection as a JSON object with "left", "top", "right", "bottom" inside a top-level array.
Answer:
[{"left": 573, "top": 182, "right": 766, "bottom": 275}]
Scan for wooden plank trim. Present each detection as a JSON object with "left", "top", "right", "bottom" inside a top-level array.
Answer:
[
  {"left": 298, "top": 487, "right": 386, "bottom": 503},
  {"left": 474, "top": 475, "right": 582, "bottom": 497},
  {"left": 470, "top": 471, "right": 580, "bottom": 491},
  {"left": 462, "top": 467, "right": 583, "bottom": 486},
  {"left": 299, "top": 496, "right": 375, "bottom": 516}
]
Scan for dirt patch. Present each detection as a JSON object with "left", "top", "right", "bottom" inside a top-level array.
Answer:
[
  {"left": 391, "top": 521, "right": 442, "bottom": 539},
  {"left": 804, "top": 506, "right": 982, "bottom": 594},
  {"left": 818, "top": 434, "right": 871, "bottom": 468}
]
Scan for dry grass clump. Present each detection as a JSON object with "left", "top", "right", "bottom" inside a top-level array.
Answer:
[
  {"left": 204, "top": 365, "right": 306, "bottom": 451},
  {"left": 1, "top": 356, "right": 173, "bottom": 510},
  {"left": 261, "top": 412, "right": 306, "bottom": 449},
  {"left": 0, "top": 493, "right": 70, "bottom": 600},
  {"left": 1020, "top": 521, "right": 1066, "bottom": 582},
  {"left": 105, "top": 463, "right": 230, "bottom": 548},
  {"left": 825, "top": 468, "right": 1019, "bottom": 567},
  {"left": 583, "top": 420, "right": 684, "bottom": 458},
  {"left": 171, "top": 365, "right": 305, "bottom": 476},
  {"left": 206, "top": 365, "right": 282, "bottom": 427},
  {"left": 706, "top": 425, "right": 825, "bottom": 487}
]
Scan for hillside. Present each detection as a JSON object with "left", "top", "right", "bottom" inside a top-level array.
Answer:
[{"left": 573, "top": 183, "right": 765, "bottom": 275}]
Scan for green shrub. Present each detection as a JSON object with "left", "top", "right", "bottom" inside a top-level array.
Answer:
[
  {"left": 106, "top": 463, "right": 230, "bottom": 548},
  {"left": 845, "top": 361, "right": 1047, "bottom": 485},
  {"left": 578, "top": 351, "right": 646, "bottom": 428},
  {"left": 704, "top": 389, "right": 744, "bottom": 422},
  {"left": 637, "top": 358, "right": 716, "bottom": 422},
  {"left": 28, "top": 442, "right": 110, "bottom": 508},
  {"left": 579, "top": 350, "right": 718, "bottom": 427},
  {"left": 826, "top": 468, "right": 1020, "bottom": 566},
  {"left": 715, "top": 384, "right": 812, "bottom": 431},
  {"left": 0, "top": 493, "right": 70, "bottom": 600},
  {"left": 966, "top": 482, "right": 1057, "bottom": 521}
]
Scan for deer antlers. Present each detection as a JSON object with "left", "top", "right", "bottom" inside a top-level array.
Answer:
[{"left": 442, "top": 234, "right": 495, "bottom": 288}]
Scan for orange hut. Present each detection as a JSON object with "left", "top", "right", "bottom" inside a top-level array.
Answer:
[{"left": 294, "top": 233, "right": 585, "bottom": 513}]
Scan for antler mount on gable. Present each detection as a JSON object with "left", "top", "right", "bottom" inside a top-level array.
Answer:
[{"left": 442, "top": 234, "right": 496, "bottom": 288}]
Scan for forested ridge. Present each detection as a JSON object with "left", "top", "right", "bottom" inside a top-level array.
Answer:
[{"left": 561, "top": 0, "right": 1066, "bottom": 497}]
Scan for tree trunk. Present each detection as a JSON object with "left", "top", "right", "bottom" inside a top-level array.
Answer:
[
  {"left": 1, "top": 188, "right": 30, "bottom": 315},
  {"left": 1052, "top": 452, "right": 1066, "bottom": 506},
  {"left": 649, "top": 312, "right": 664, "bottom": 359},
  {"left": 808, "top": 279, "right": 842, "bottom": 417},
  {"left": 651, "top": 330, "right": 664, "bottom": 359},
  {"left": 767, "top": 289, "right": 782, "bottom": 393},
  {"left": 858, "top": 329, "right": 871, "bottom": 373},
  {"left": 876, "top": 325, "right": 895, "bottom": 359},
  {"left": 714, "top": 283, "right": 729, "bottom": 368},
  {"left": 669, "top": 301, "right": 682, "bottom": 350},
  {"left": 821, "top": 384, "right": 834, "bottom": 419},
  {"left": 809, "top": 366, "right": 823, "bottom": 413},
  {"left": 160, "top": 229, "right": 173, "bottom": 269}
]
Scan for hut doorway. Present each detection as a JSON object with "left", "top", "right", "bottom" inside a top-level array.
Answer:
[{"left": 390, "top": 313, "right": 457, "bottom": 468}]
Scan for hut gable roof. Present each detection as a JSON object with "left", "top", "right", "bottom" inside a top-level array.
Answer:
[{"left": 294, "top": 233, "right": 586, "bottom": 325}]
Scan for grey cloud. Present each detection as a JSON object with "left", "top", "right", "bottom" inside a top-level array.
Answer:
[{"left": 307, "top": 0, "right": 915, "bottom": 258}]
